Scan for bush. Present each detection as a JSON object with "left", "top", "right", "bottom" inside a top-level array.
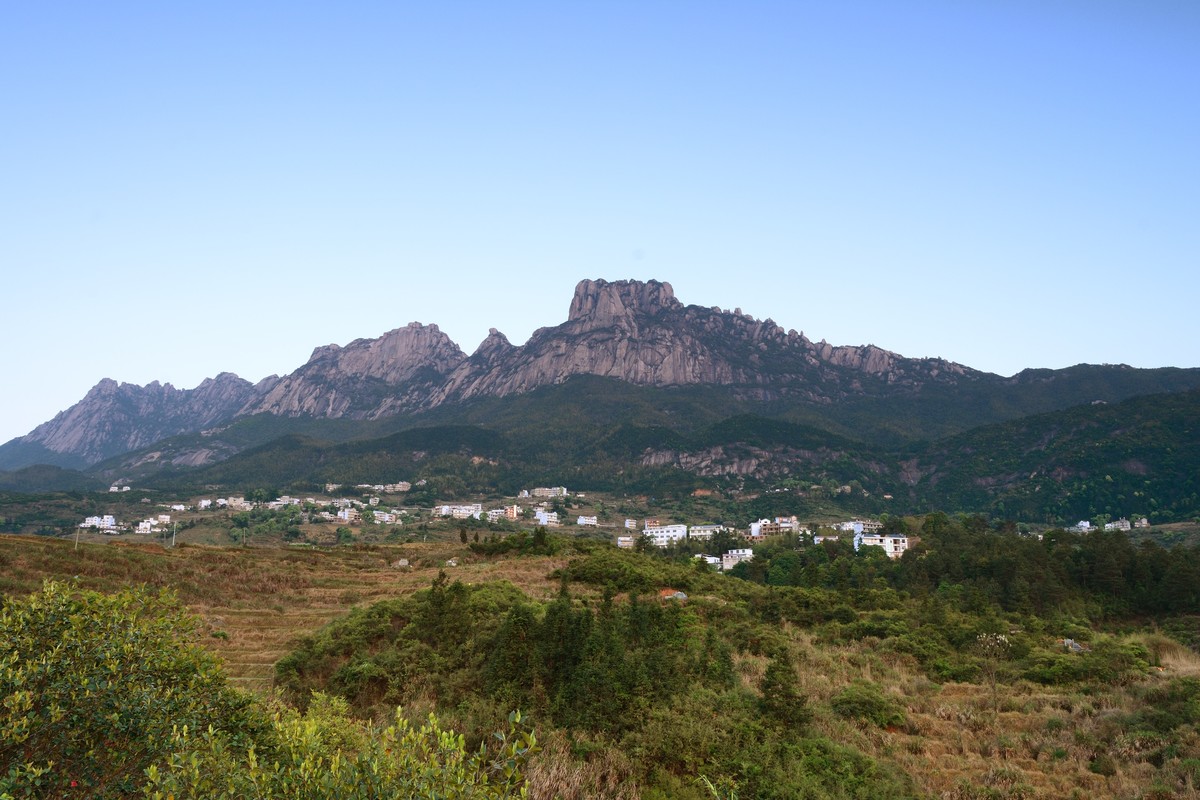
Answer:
[
  {"left": 0, "top": 581, "right": 263, "bottom": 799},
  {"left": 830, "top": 681, "right": 906, "bottom": 728},
  {"left": 143, "top": 699, "right": 538, "bottom": 800}
]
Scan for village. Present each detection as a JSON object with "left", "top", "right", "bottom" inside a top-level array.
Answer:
[
  {"left": 78, "top": 478, "right": 938, "bottom": 572},
  {"left": 80, "top": 481, "right": 1162, "bottom": 566}
]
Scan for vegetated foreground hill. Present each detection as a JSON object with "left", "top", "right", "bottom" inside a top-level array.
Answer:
[
  {"left": 6, "top": 509, "right": 1200, "bottom": 799},
  {"left": 5, "top": 278, "right": 1200, "bottom": 475}
]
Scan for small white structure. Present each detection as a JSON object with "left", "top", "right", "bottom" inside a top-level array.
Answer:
[
  {"left": 616, "top": 535, "right": 636, "bottom": 549},
  {"left": 577, "top": 515, "right": 598, "bottom": 527},
  {"left": 722, "top": 548, "right": 754, "bottom": 571},
  {"left": 535, "top": 509, "right": 560, "bottom": 526}
]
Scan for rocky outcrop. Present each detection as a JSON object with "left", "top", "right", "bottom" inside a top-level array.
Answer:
[
  {"left": 434, "top": 279, "right": 978, "bottom": 405},
  {"left": 0, "top": 278, "right": 1033, "bottom": 470},
  {"left": 2, "top": 279, "right": 995, "bottom": 469},
  {"left": 241, "top": 322, "right": 467, "bottom": 419},
  {"left": 7, "top": 372, "right": 258, "bottom": 466}
]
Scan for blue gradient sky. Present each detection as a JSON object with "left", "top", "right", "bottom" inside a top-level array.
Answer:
[{"left": 2, "top": 1, "right": 1197, "bottom": 445}]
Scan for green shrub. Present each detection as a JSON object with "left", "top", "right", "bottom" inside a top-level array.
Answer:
[
  {"left": 143, "top": 699, "right": 538, "bottom": 800},
  {"left": 0, "top": 581, "right": 263, "bottom": 799},
  {"left": 830, "top": 681, "right": 906, "bottom": 728}
]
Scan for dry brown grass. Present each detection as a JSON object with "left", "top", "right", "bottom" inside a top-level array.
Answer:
[
  {"left": 0, "top": 533, "right": 565, "bottom": 689},
  {"left": 5, "top": 533, "right": 1199, "bottom": 799}
]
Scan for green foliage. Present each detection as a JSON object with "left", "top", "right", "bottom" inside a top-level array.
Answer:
[
  {"left": 143, "top": 698, "right": 537, "bottom": 800},
  {"left": 0, "top": 581, "right": 535, "bottom": 800},
  {"left": 830, "top": 681, "right": 906, "bottom": 728},
  {"left": 469, "top": 527, "right": 556, "bottom": 557},
  {"left": 758, "top": 652, "right": 811, "bottom": 728},
  {"left": 0, "top": 581, "right": 263, "bottom": 799}
]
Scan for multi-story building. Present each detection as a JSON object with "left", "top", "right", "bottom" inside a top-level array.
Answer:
[
  {"left": 722, "top": 548, "right": 754, "bottom": 571},
  {"left": 854, "top": 533, "right": 908, "bottom": 559},
  {"left": 645, "top": 524, "right": 688, "bottom": 548}
]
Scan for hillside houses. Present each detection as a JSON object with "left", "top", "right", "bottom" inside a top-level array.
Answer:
[
  {"left": 854, "top": 532, "right": 909, "bottom": 559},
  {"left": 436, "top": 503, "right": 483, "bottom": 520},
  {"left": 80, "top": 515, "right": 118, "bottom": 532}
]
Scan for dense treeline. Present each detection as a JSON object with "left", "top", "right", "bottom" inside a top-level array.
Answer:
[{"left": 729, "top": 513, "right": 1200, "bottom": 618}]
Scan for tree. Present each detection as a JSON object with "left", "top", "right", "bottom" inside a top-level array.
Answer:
[
  {"left": 0, "top": 581, "right": 262, "bottom": 799},
  {"left": 759, "top": 651, "right": 811, "bottom": 727}
]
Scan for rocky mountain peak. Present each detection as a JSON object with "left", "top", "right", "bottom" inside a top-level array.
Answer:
[{"left": 567, "top": 279, "right": 680, "bottom": 330}]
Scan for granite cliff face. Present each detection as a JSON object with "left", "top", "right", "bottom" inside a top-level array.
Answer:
[
  {"left": 0, "top": 279, "right": 987, "bottom": 468},
  {"left": 9, "top": 372, "right": 258, "bottom": 467},
  {"left": 7, "top": 277, "right": 1192, "bottom": 472},
  {"left": 241, "top": 322, "right": 467, "bottom": 419},
  {"left": 434, "top": 279, "right": 975, "bottom": 405}
]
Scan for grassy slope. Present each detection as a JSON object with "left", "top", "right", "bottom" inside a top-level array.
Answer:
[{"left": 4, "top": 531, "right": 1200, "bottom": 798}]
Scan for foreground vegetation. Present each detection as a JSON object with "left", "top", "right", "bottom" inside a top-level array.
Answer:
[
  {"left": 6, "top": 511, "right": 1200, "bottom": 798},
  {"left": 0, "top": 581, "right": 537, "bottom": 799}
]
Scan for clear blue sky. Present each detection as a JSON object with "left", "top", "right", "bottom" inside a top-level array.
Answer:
[{"left": 2, "top": 1, "right": 1198, "bottom": 445}]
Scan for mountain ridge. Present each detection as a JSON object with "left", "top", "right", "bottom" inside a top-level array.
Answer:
[{"left": 3, "top": 278, "right": 1199, "bottom": 472}]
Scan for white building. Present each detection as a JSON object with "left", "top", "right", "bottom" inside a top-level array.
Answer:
[
  {"left": 80, "top": 515, "right": 118, "bottom": 531},
  {"left": 197, "top": 499, "right": 212, "bottom": 510},
  {"left": 688, "top": 524, "right": 724, "bottom": 540},
  {"left": 534, "top": 509, "right": 560, "bottom": 526},
  {"left": 436, "top": 504, "right": 483, "bottom": 520},
  {"left": 645, "top": 524, "right": 688, "bottom": 548},
  {"left": 695, "top": 554, "right": 722, "bottom": 568},
  {"left": 625, "top": 518, "right": 638, "bottom": 529},
  {"left": 1104, "top": 518, "right": 1132, "bottom": 532},
  {"left": 530, "top": 486, "right": 568, "bottom": 498},
  {"left": 616, "top": 535, "right": 636, "bottom": 549},
  {"left": 854, "top": 533, "right": 909, "bottom": 559},
  {"left": 577, "top": 515, "right": 598, "bottom": 527},
  {"left": 722, "top": 548, "right": 754, "bottom": 571}
]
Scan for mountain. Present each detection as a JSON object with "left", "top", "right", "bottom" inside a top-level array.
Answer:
[
  {"left": 4, "top": 278, "right": 1200, "bottom": 476},
  {"left": 0, "top": 373, "right": 262, "bottom": 470}
]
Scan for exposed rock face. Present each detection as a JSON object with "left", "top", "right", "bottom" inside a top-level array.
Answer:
[
  {"left": 11, "top": 372, "right": 258, "bottom": 466},
  {"left": 434, "top": 278, "right": 977, "bottom": 405},
  {"left": 2, "top": 278, "right": 995, "bottom": 468},
  {"left": 241, "top": 323, "right": 467, "bottom": 419}
]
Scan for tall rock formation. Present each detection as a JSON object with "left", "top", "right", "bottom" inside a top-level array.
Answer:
[
  {"left": 6, "top": 277, "right": 1197, "bottom": 472},
  {"left": 434, "top": 279, "right": 975, "bottom": 405},
  {"left": 240, "top": 322, "right": 467, "bottom": 419},
  {"left": 4, "top": 372, "right": 258, "bottom": 468}
]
